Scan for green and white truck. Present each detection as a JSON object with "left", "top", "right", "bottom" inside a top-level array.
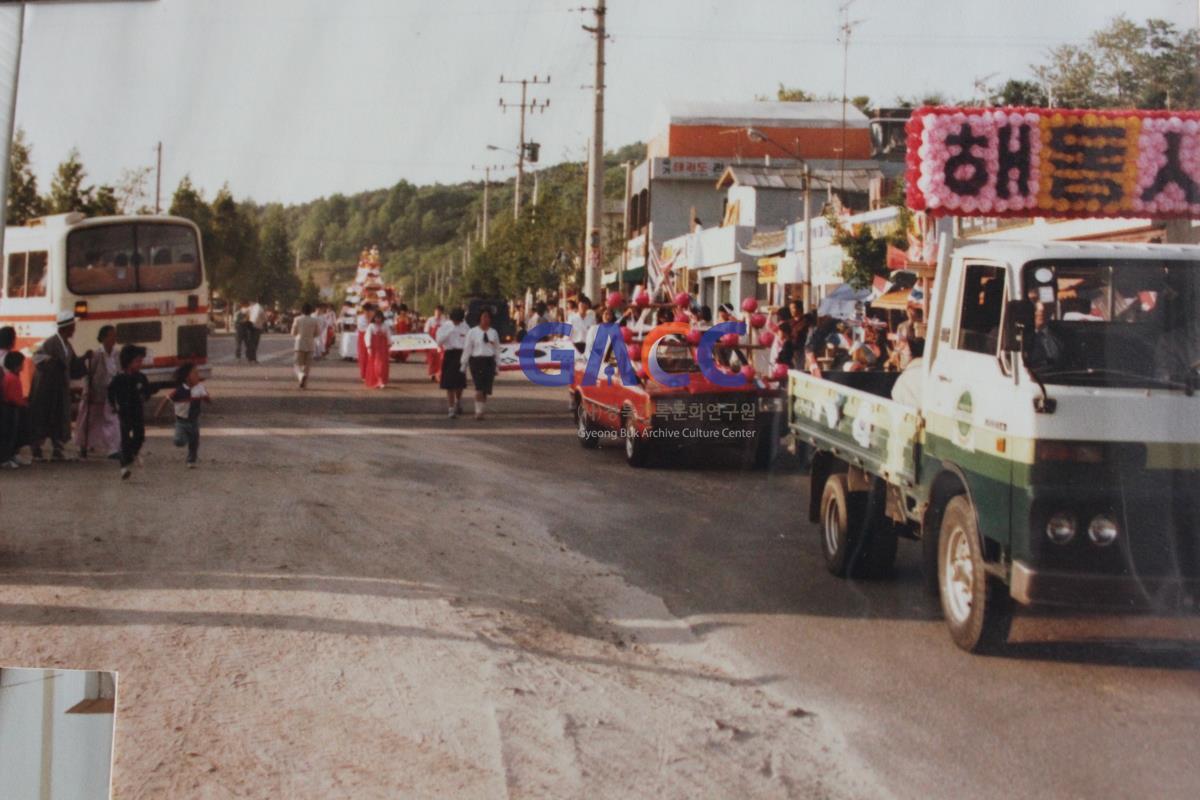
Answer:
[{"left": 788, "top": 238, "right": 1200, "bottom": 652}]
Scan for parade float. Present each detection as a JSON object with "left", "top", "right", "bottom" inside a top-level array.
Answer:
[{"left": 336, "top": 246, "right": 436, "bottom": 361}]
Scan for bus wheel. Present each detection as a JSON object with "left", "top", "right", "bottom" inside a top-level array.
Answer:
[
  {"left": 624, "top": 415, "right": 652, "bottom": 467},
  {"left": 819, "top": 474, "right": 865, "bottom": 577},
  {"left": 577, "top": 403, "right": 599, "bottom": 449},
  {"left": 938, "top": 496, "right": 1012, "bottom": 653}
]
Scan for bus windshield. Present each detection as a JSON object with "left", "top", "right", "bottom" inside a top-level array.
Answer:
[
  {"left": 1021, "top": 258, "right": 1200, "bottom": 388},
  {"left": 66, "top": 222, "right": 202, "bottom": 295}
]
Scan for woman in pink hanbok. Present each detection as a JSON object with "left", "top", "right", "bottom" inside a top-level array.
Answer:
[{"left": 75, "top": 325, "right": 121, "bottom": 459}]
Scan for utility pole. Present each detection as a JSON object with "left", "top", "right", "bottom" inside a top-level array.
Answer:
[
  {"left": 155, "top": 140, "right": 163, "bottom": 214},
  {"left": 582, "top": 0, "right": 607, "bottom": 302},
  {"left": 472, "top": 164, "right": 502, "bottom": 247},
  {"left": 837, "top": 1, "right": 862, "bottom": 195},
  {"left": 499, "top": 74, "right": 550, "bottom": 220}
]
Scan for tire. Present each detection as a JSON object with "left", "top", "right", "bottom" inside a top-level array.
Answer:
[
  {"left": 577, "top": 403, "right": 599, "bottom": 449},
  {"left": 937, "top": 496, "right": 1013, "bottom": 653},
  {"left": 624, "top": 413, "right": 652, "bottom": 467},
  {"left": 819, "top": 474, "right": 898, "bottom": 578},
  {"left": 819, "top": 475, "right": 866, "bottom": 577}
]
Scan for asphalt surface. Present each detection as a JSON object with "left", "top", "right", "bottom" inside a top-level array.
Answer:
[{"left": 55, "top": 334, "right": 1200, "bottom": 796}]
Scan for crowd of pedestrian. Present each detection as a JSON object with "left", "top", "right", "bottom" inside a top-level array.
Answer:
[{"left": 0, "top": 315, "right": 214, "bottom": 480}]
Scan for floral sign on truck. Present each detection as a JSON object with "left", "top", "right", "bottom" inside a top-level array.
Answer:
[{"left": 905, "top": 106, "right": 1200, "bottom": 219}]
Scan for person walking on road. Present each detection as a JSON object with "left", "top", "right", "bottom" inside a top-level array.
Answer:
[
  {"left": 29, "top": 310, "right": 91, "bottom": 461},
  {"left": 461, "top": 308, "right": 501, "bottom": 420},
  {"left": 424, "top": 304, "right": 445, "bottom": 383},
  {"left": 1, "top": 351, "right": 32, "bottom": 469},
  {"left": 167, "top": 362, "right": 211, "bottom": 468},
  {"left": 247, "top": 300, "right": 268, "bottom": 363},
  {"left": 436, "top": 307, "right": 469, "bottom": 418},
  {"left": 108, "top": 344, "right": 155, "bottom": 481},
  {"left": 364, "top": 309, "right": 391, "bottom": 389},
  {"left": 74, "top": 325, "right": 121, "bottom": 459},
  {"left": 234, "top": 301, "right": 252, "bottom": 361},
  {"left": 291, "top": 304, "right": 321, "bottom": 389},
  {"left": 355, "top": 304, "right": 371, "bottom": 382}
]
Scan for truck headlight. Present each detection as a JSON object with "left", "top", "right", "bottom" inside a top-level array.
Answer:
[
  {"left": 1046, "top": 512, "right": 1076, "bottom": 545},
  {"left": 1087, "top": 514, "right": 1119, "bottom": 547}
]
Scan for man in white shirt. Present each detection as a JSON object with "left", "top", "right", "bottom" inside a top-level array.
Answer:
[
  {"left": 567, "top": 300, "right": 585, "bottom": 353},
  {"left": 290, "top": 304, "right": 321, "bottom": 389},
  {"left": 890, "top": 338, "right": 926, "bottom": 408},
  {"left": 247, "top": 300, "right": 268, "bottom": 363}
]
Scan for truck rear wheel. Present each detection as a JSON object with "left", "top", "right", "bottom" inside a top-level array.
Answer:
[
  {"left": 937, "top": 496, "right": 1012, "bottom": 653},
  {"left": 820, "top": 474, "right": 897, "bottom": 578}
]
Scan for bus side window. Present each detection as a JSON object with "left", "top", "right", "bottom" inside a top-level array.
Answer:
[
  {"left": 25, "top": 251, "right": 48, "bottom": 298},
  {"left": 6, "top": 253, "right": 26, "bottom": 299}
]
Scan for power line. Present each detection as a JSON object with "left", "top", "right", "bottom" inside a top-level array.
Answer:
[{"left": 499, "top": 74, "right": 551, "bottom": 220}]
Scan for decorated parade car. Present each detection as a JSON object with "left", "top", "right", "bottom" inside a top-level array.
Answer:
[{"left": 568, "top": 318, "right": 784, "bottom": 468}]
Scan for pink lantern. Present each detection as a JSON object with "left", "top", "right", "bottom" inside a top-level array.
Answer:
[
  {"left": 634, "top": 290, "right": 651, "bottom": 308},
  {"left": 674, "top": 291, "right": 691, "bottom": 308},
  {"left": 607, "top": 291, "right": 625, "bottom": 310},
  {"left": 741, "top": 298, "right": 759, "bottom": 313},
  {"left": 684, "top": 330, "right": 702, "bottom": 346},
  {"left": 771, "top": 363, "right": 789, "bottom": 380},
  {"left": 758, "top": 330, "right": 775, "bottom": 347},
  {"left": 749, "top": 313, "right": 767, "bottom": 329},
  {"left": 720, "top": 333, "right": 740, "bottom": 347},
  {"left": 620, "top": 326, "right": 634, "bottom": 343},
  {"left": 627, "top": 343, "right": 642, "bottom": 361}
]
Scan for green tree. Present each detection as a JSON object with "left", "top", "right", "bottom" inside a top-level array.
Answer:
[
  {"left": 1032, "top": 16, "right": 1199, "bottom": 109},
  {"left": 299, "top": 273, "right": 320, "bottom": 307},
  {"left": 988, "top": 79, "right": 1049, "bottom": 107},
  {"left": 48, "top": 148, "right": 89, "bottom": 214},
  {"left": 86, "top": 185, "right": 119, "bottom": 216},
  {"left": 7, "top": 127, "right": 45, "bottom": 224},
  {"left": 169, "top": 176, "right": 216, "bottom": 287},
  {"left": 210, "top": 186, "right": 259, "bottom": 299},
  {"left": 256, "top": 205, "right": 300, "bottom": 307}
]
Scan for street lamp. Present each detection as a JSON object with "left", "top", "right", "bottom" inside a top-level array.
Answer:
[{"left": 746, "top": 128, "right": 819, "bottom": 313}]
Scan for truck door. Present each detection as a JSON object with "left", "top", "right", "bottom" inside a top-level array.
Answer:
[{"left": 926, "top": 261, "right": 1014, "bottom": 548}]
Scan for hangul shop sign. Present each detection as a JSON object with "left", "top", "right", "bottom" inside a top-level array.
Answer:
[
  {"left": 905, "top": 106, "right": 1200, "bottom": 219},
  {"left": 653, "top": 158, "right": 726, "bottom": 180}
]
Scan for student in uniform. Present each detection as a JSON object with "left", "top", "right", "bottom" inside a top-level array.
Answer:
[
  {"left": 355, "top": 304, "right": 372, "bottom": 383},
  {"left": 436, "top": 307, "right": 470, "bottom": 418},
  {"left": 460, "top": 308, "right": 501, "bottom": 420}
]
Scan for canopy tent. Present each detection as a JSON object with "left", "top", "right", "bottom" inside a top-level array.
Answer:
[{"left": 818, "top": 283, "right": 874, "bottom": 320}]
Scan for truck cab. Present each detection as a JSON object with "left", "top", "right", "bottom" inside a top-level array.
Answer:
[{"left": 790, "top": 240, "right": 1200, "bottom": 651}]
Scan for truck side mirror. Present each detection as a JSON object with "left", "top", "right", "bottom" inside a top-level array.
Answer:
[{"left": 1002, "top": 299, "right": 1035, "bottom": 352}]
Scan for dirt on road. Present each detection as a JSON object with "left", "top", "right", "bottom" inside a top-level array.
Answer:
[{"left": 0, "top": 353, "right": 878, "bottom": 799}]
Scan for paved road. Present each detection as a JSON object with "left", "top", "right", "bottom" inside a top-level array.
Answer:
[{"left": 10, "top": 333, "right": 1198, "bottom": 797}]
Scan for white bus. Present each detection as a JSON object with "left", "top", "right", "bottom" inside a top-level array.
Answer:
[{"left": 1, "top": 212, "right": 211, "bottom": 387}]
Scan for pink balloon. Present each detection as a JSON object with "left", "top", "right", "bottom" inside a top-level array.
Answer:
[
  {"left": 606, "top": 291, "right": 625, "bottom": 310},
  {"left": 634, "top": 290, "right": 651, "bottom": 307},
  {"left": 627, "top": 343, "right": 642, "bottom": 361},
  {"left": 771, "top": 363, "right": 789, "bottom": 380},
  {"left": 749, "top": 313, "right": 767, "bottom": 329},
  {"left": 740, "top": 365, "right": 756, "bottom": 380},
  {"left": 758, "top": 330, "right": 775, "bottom": 347},
  {"left": 720, "top": 333, "right": 740, "bottom": 347},
  {"left": 674, "top": 292, "right": 691, "bottom": 308},
  {"left": 685, "top": 330, "right": 702, "bottom": 345},
  {"left": 741, "top": 298, "right": 759, "bottom": 313},
  {"left": 620, "top": 326, "right": 634, "bottom": 343}
]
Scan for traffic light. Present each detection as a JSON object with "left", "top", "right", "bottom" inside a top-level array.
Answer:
[{"left": 525, "top": 142, "right": 540, "bottom": 163}]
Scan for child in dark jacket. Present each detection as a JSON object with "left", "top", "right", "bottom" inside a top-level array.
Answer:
[
  {"left": 167, "top": 362, "right": 211, "bottom": 467},
  {"left": 107, "top": 345, "right": 154, "bottom": 480},
  {"left": 1, "top": 351, "right": 31, "bottom": 469}
]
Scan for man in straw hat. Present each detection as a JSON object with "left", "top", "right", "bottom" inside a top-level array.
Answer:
[{"left": 29, "top": 310, "right": 91, "bottom": 461}]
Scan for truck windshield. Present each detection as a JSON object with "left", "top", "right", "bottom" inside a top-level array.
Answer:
[
  {"left": 1021, "top": 258, "right": 1200, "bottom": 388},
  {"left": 66, "top": 222, "right": 202, "bottom": 295}
]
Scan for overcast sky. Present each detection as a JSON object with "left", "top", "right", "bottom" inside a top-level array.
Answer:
[{"left": 13, "top": 0, "right": 1199, "bottom": 205}]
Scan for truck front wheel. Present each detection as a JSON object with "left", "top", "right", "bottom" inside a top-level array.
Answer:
[
  {"left": 624, "top": 415, "right": 653, "bottom": 467},
  {"left": 937, "top": 496, "right": 1012, "bottom": 653}
]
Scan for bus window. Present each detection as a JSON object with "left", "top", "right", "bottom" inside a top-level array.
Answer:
[
  {"left": 137, "top": 224, "right": 201, "bottom": 292},
  {"left": 5, "top": 253, "right": 25, "bottom": 298},
  {"left": 25, "top": 251, "right": 48, "bottom": 298},
  {"left": 67, "top": 224, "right": 137, "bottom": 295}
]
